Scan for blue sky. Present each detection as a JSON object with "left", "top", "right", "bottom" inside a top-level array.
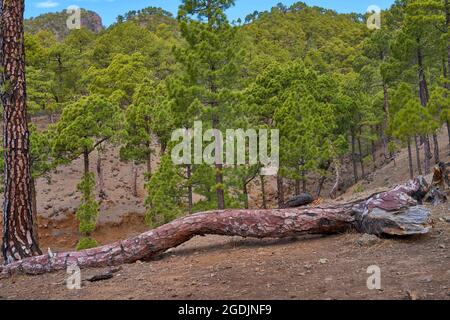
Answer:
[{"left": 26, "top": 0, "right": 395, "bottom": 26}]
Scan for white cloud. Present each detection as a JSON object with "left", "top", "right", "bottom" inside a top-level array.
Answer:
[{"left": 36, "top": 1, "right": 59, "bottom": 8}]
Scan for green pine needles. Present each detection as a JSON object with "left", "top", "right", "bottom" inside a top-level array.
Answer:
[{"left": 75, "top": 172, "right": 100, "bottom": 250}]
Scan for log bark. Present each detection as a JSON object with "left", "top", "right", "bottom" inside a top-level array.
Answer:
[
  {"left": 0, "top": 178, "right": 432, "bottom": 277},
  {"left": 1, "top": 0, "right": 42, "bottom": 263}
]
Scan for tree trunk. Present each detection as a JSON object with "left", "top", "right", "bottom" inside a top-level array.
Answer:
[
  {"left": 407, "top": 138, "right": 414, "bottom": 180},
  {"left": 382, "top": 82, "right": 390, "bottom": 158},
  {"left": 260, "top": 175, "right": 267, "bottom": 209},
  {"left": 83, "top": 148, "right": 90, "bottom": 176},
  {"left": 146, "top": 149, "right": 152, "bottom": 179},
  {"left": 417, "top": 46, "right": 432, "bottom": 174},
  {"left": 0, "top": 178, "right": 432, "bottom": 277},
  {"left": 243, "top": 181, "right": 249, "bottom": 210},
  {"left": 351, "top": 133, "right": 358, "bottom": 183},
  {"left": 96, "top": 148, "right": 105, "bottom": 199},
  {"left": 445, "top": 0, "right": 450, "bottom": 101},
  {"left": 447, "top": 120, "right": 450, "bottom": 147},
  {"left": 30, "top": 176, "right": 40, "bottom": 249},
  {"left": 417, "top": 47, "right": 430, "bottom": 107},
  {"left": 295, "top": 179, "right": 301, "bottom": 196},
  {"left": 186, "top": 164, "right": 193, "bottom": 214},
  {"left": 316, "top": 176, "right": 326, "bottom": 198},
  {"left": 1, "top": 0, "right": 42, "bottom": 263},
  {"left": 215, "top": 163, "right": 225, "bottom": 209},
  {"left": 414, "top": 136, "right": 423, "bottom": 176},
  {"left": 357, "top": 135, "right": 365, "bottom": 178},
  {"left": 423, "top": 136, "right": 431, "bottom": 175},
  {"left": 432, "top": 134, "right": 440, "bottom": 162},
  {"left": 444, "top": 0, "right": 450, "bottom": 94},
  {"left": 277, "top": 175, "right": 284, "bottom": 208},
  {"left": 371, "top": 141, "right": 377, "bottom": 171},
  {"left": 316, "top": 162, "right": 330, "bottom": 198},
  {"left": 131, "top": 162, "right": 138, "bottom": 197},
  {"left": 329, "top": 160, "right": 340, "bottom": 199},
  {"left": 302, "top": 175, "right": 307, "bottom": 193}
]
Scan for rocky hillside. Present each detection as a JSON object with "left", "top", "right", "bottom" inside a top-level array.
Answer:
[{"left": 25, "top": 9, "right": 104, "bottom": 39}]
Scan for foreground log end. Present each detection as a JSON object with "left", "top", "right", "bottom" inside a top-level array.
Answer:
[{"left": 355, "top": 206, "right": 433, "bottom": 237}]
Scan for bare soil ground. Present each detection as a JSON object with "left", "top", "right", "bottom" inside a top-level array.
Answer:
[{"left": 0, "top": 119, "right": 449, "bottom": 300}]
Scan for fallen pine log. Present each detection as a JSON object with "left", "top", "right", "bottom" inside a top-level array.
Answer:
[{"left": 0, "top": 177, "right": 432, "bottom": 277}]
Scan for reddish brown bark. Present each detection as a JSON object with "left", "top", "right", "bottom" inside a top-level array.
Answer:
[
  {"left": 1, "top": 0, "right": 42, "bottom": 263},
  {"left": 0, "top": 178, "right": 432, "bottom": 277}
]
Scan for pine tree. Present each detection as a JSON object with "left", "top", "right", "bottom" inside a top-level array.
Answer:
[
  {"left": 362, "top": 22, "right": 394, "bottom": 157},
  {"left": 246, "top": 62, "right": 289, "bottom": 207},
  {"left": 75, "top": 172, "right": 99, "bottom": 250},
  {"left": 52, "top": 95, "right": 120, "bottom": 174},
  {"left": 120, "top": 78, "right": 174, "bottom": 184},
  {"left": 391, "top": 99, "right": 439, "bottom": 178},
  {"left": 145, "top": 155, "right": 184, "bottom": 227},
  {"left": 391, "top": 0, "right": 443, "bottom": 173},
  {"left": 429, "top": 84, "right": 450, "bottom": 145},
  {"left": 176, "top": 0, "right": 242, "bottom": 210}
]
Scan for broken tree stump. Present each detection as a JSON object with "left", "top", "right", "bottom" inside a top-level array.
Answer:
[
  {"left": 423, "top": 162, "right": 449, "bottom": 205},
  {"left": 0, "top": 178, "right": 432, "bottom": 277}
]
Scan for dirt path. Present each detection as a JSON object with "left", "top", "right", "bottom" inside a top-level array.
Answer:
[{"left": 1, "top": 204, "right": 448, "bottom": 300}]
